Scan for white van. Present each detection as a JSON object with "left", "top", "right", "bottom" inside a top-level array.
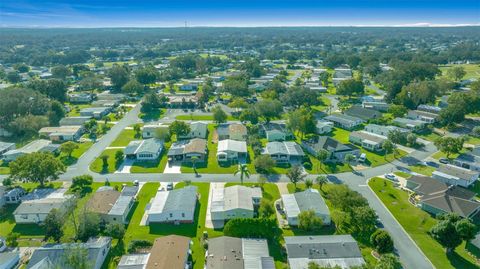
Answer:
[{"left": 358, "top": 153, "right": 366, "bottom": 163}]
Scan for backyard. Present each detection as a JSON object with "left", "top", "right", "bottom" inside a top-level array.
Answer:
[{"left": 369, "top": 177, "right": 479, "bottom": 269}]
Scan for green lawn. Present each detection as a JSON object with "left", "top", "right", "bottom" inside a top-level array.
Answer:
[
  {"left": 90, "top": 149, "right": 121, "bottom": 173},
  {"left": 409, "top": 164, "right": 435, "bottom": 176},
  {"left": 67, "top": 104, "right": 92, "bottom": 117},
  {"left": 58, "top": 141, "right": 93, "bottom": 166},
  {"left": 468, "top": 181, "right": 480, "bottom": 200},
  {"left": 109, "top": 129, "right": 138, "bottom": 147},
  {"left": 431, "top": 149, "right": 466, "bottom": 160},
  {"left": 139, "top": 108, "right": 166, "bottom": 121},
  {"left": 394, "top": 171, "right": 411, "bottom": 178},
  {"left": 439, "top": 64, "right": 480, "bottom": 80},
  {"left": 0, "top": 160, "right": 10, "bottom": 174},
  {"left": 362, "top": 149, "right": 408, "bottom": 167},
  {"left": 311, "top": 96, "right": 332, "bottom": 112},
  {"left": 329, "top": 127, "right": 351, "bottom": 144},
  {"left": 369, "top": 177, "right": 478, "bottom": 269}
]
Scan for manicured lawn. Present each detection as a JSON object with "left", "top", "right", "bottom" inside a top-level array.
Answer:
[
  {"left": 181, "top": 124, "right": 255, "bottom": 174},
  {"left": 466, "top": 136, "right": 480, "bottom": 146},
  {"left": 409, "top": 164, "right": 435, "bottom": 176},
  {"left": 468, "top": 181, "right": 480, "bottom": 200},
  {"left": 369, "top": 177, "right": 479, "bottom": 269},
  {"left": 418, "top": 130, "right": 442, "bottom": 143},
  {"left": 67, "top": 104, "right": 92, "bottom": 117},
  {"left": 0, "top": 160, "right": 9, "bottom": 174},
  {"left": 394, "top": 171, "right": 411, "bottom": 178},
  {"left": 110, "top": 129, "right": 138, "bottom": 147},
  {"left": 431, "top": 149, "right": 466, "bottom": 160},
  {"left": 113, "top": 182, "right": 211, "bottom": 269},
  {"left": 362, "top": 148, "right": 407, "bottom": 167},
  {"left": 439, "top": 64, "right": 480, "bottom": 80},
  {"left": 139, "top": 108, "right": 166, "bottom": 121},
  {"left": 311, "top": 96, "right": 332, "bottom": 112},
  {"left": 329, "top": 127, "right": 351, "bottom": 144},
  {"left": 90, "top": 149, "right": 121, "bottom": 173},
  {"left": 58, "top": 141, "right": 93, "bottom": 166}
]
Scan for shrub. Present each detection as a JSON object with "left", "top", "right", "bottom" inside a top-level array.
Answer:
[
  {"left": 105, "top": 223, "right": 126, "bottom": 239},
  {"left": 303, "top": 161, "right": 312, "bottom": 170},
  {"left": 128, "top": 240, "right": 153, "bottom": 253},
  {"left": 223, "top": 218, "right": 279, "bottom": 239},
  {"left": 370, "top": 229, "right": 394, "bottom": 254},
  {"left": 298, "top": 210, "right": 323, "bottom": 231}
]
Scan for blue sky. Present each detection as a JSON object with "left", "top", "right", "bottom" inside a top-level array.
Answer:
[{"left": 1, "top": 0, "right": 479, "bottom": 27}]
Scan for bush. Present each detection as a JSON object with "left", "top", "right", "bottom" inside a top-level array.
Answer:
[
  {"left": 105, "top": 223, "right": 126, "bottom": 239},
  {"left": 298, "top": 210, "right": 323, "bottom": 231},
  {"left": 224, "top": 218, "right": 279, "bottom": 239},
  {"left": 303, "top": 161, "right": 312, "bottom": 170},
  {"left": 258, "top": 199, "right": 275, "bottom": 218},
  {"left": 370, "top": 229, "right": 394, "bottom": 254},
  {"left": 72, "top": 175, "right": 93, "bottom": 189},
  {"left": 254, "top": 155, "right": 275, "bottom": 174},
  {"left": 128, "top": 240, "right": 153, "bottom": 253}
]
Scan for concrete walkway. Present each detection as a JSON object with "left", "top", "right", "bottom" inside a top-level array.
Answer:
[
  {"left": 164, "top": 162, "right": 181, "bottom": 174},
  {"left": 276, "top": 182, "right": 289, "bottom": 195},
  {"left": 205, "top": 182, "right": 225, "bottom": 229}
]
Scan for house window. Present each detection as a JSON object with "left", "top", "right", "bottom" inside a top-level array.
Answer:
[
  {"left": 170, "top": 213, "right": 173, "bottom": 217},
  {"left": 182, "top": 213, "right": 185, "bottom": 217},
  {"left": 113, "top": 218, "right": 116, "bottom": 221}
]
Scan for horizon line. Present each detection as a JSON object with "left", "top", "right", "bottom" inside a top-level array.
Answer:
[{"left": 1, "top": 23, "right": 480, "bottom": 29}]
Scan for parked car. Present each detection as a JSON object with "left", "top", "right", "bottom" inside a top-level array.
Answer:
[
  {"left": 385, "top": 174, "right": 397, "bottom": 181},
  {"left": 439, "top": 158, "right": 449, "bottom": 164},
  {"left": 166, "top": 182, "right": 174, "bottom": 190},
  {"left": 133, "top": 180, "right": 139, "bottom": 186}
]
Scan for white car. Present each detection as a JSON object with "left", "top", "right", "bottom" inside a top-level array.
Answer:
[{"left": 385, "top": 174, "right": 397, "bottom": 181}]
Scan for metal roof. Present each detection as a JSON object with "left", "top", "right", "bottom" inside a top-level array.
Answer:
[
  {"left": 149, "top": 186, "right": 197, "bottom": 215},
  {"left": 218, "top": 139, "right": 247, "bottom": 153},
  {"left": 282, "top": 189, "right": 330, "bottom": 219},
  {"left": 265, "top": 141, "right": 304, "bottom": 156},
  {"left": 211, "top": 185, "right": 262, "bottom": 213}
]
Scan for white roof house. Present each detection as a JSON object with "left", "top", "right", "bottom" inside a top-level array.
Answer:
[
  {"left": 281, "top": 189, "right": 331, "bottom": 226},
  {"left": 432, "top": 164, "right": 480, "bottom": 188},
  {"left": 125, "top": 138, "right": 163, "bottom": 161},
  {"left": 178, "top": 121, "right": 208, "bottom": 139},
  {"left": 142, "top": 123, "right": 169, "bottom": 139},
  {"left": 217, "top": 139, "right": 248, "bottom": 162},
  {"left": 3, "top": 139, "right": 59, "bottom": 162},
  {"left": 147, "top": 186, "right": 198, "bottom": 224},
  {"left": 285, "top": 235, "right": 365, "bottom": 269},
  {"left": 263, "top": 141, "right": 305, "bottom": 164},
  {"left": 13, "top": 188, "right": 73, "bottom": 224},
  {"left": 211, "top": 185, "right": 262, "bottom": 223}
]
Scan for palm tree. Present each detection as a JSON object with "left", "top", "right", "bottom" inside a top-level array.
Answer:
[
  {"left": 305, "top": 178, "right": 313, "bottom": 189},
  {"left": 234, "top": 164, "right": 250, "bottom": 185},
  {"left": 382, "top": 140, "right": 395, "bottom": 161},
  {"left": 191, "top": 156, "right": 199, "bottom": 175},
  {"left": 316, "top": 149, "right": 329, "bottom": 173},
  {"left": 316, "top": 175, "right": 328, "bottom": 192}
]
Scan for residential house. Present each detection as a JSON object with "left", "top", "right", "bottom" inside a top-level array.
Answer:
[
  {"left": 364, "top": 124, "right": 409, "bottom": 137},
  {"left": 284, "top": 235, "right": 365, "bottom": 269},
  {"left": 417, "top": 104, "right": 442, "bottom": 114},
  {"left": 26, "top": 237, "right": 111, "bottom": 269},
  {"left": 92, "top": 99, "right": 120, "bottom": 107},
  {"left": 324, "top": 114, "right": 364, "bottom": 130},
  {"left": 349, "top": 131, "right": 387, "bottom": 152},
  {"left": 0, "top": 127, "right": 12, "bottom": 138},
  {"left": 263, "top": 141, "right": 305, "bottom": 164},
  {"left": 332, "top": 77, "right": 348, "bottom": 87},
  {"left": 80, "top": 106, "right": 111, "bottom": 119},
  {"left": 179, "top": 83, "right": 198, "bottom": 91},
  {"left": 86, "top": 186, "right": 137, "bottom": 225},
  {"left": 216, "top": 123, "right": 248, "bottom": 141},
  {"left": 168, "top": 138, "right": 207, "bottom": 163},
  {"left": 205, "top": 236, "right": 275, "bottom": 269},
  {"left": 142, "top": 123, "right": 169, "bottom": 139},
  {"left": 432, "top": 164, "right": 480, "bottom": 188},
  {"left": 3, "top": 188, "right": 26, "bottom": 204},
  {"left": 259, "top": 123, "right": 294, "bottom": 141},
  {"left": 392, "top": 117, "right": 427, "bottom": 132},
  {"left": 316, "top": 120, "right": 334, "bottom": 135},
  {"left": 362, "top": 101, "right": 389, "bottom": 112},
  {"left": 167, "top": 95, "right": 197, "bottom": 108},
  {"left": 146, "top": 186, "right": 198, "bottom": 224},
  {"left": 0, "top": 142, "right": 15, "bottom": 158},
  {"left": 117, "top": 235, "right": 191, "bottom": 269},
  {"left": 470, "top": 233, "right": 480, "bottom": 258},
  {"left": 68, "top": 93, "right": 94, "bottom": 103},
  {"left": 281, "top": 188, "right": 331, "bottom": 226},
  {"left": 210, "top": 185, "right": 262, "bottom": 222},
  {"left": 344, "top": 106, "right": 382, "bottom": 122},
  {"left": 406, "top": 175, "right": 480, "bottom": 218},
  {"left": 125, "top": 138, "right": 163, "bottom": 161},
  {"left": 217, "top": 139, "right": 248, "bottom": 162},
  {"left": 0, "top": 252, "right": 20, "bottom": 269},
  {"left": 407, "top": 110, "right": 439, "bottom": 123},
  {"left": 96, "top": 93, "right": 126, "bottom": 102},
  {"left": 13, "top": 188, "right": 73, "bottom": 224},
  {"left": 333, "top": 68, "right": 352, "bottom": 79},
  {"left": 3, "top": 139, "right": 60, "bottom": 162},
  {"left": 59, "top": 116, "right": 92, "bottom": 126},
  {"left": 178, "top": 121, "right": 208, "bottom": 140},
  {"left": 38, "top": 125, "right": 84, "bottom": 142},
  {"left": 453, "top": 146, "right": 480, "bottom": 172},
  {"left": 302, "top": 136, "right": 360, "bottom": 163}
]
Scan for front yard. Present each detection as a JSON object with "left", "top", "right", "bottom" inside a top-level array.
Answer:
[{"left": 369, "top": 177, "right": 479, "bottom": 269}]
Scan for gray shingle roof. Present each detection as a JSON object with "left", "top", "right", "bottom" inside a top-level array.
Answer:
[{"left": 265, "top": 141, "right": 304, "bottom": 156}]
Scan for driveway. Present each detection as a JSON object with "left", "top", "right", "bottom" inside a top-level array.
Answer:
[
  {"left": 164, "top": 162, "right": 181, "bottom": 174},
  {"left": 205, "top": 182, "right": 225, "bottom": 229}
]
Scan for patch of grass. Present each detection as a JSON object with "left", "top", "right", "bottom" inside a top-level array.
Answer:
[
  {"left": 369, "top": 177, "right": 478, "bottom": 269},
  {"left": 431, "top": 150, "right": 465, "bottom": 160},
  {"left": 67, "top": 104, "right": 92, "bottom": 117},
  {"left": 418, "top": 130, "right": 442, "bottom": 143},
  {"left": 409, "top": 165, "right": 435, "bottom": 176},
  {"left": 394, "top": 171, "right": 411, "bottom": 178},
  {"left": 58, "top": 141, "right": 93, "bottom": 166},
  {"left": 139, "top": 108, "right": 166, "bottom": 121},
  {"left": 439, "top": 64, "right": 480, "bottom": 80},
  {"left": 90, "top": 149, "right": 121, "bottom": 174},
  {"left": 362, "top": 149, "right": 408, "bottom": 167},
  {"left": 110, "top": 129, "right": 138, "bottom": 147},
  {"left": 468, "top": 181, "right": 480, "bottom": 200},
  {"left": 328, "top": 127, "right": 351, "bottom": 144},
  {"left": 0, "top": 160, "right": 10, "bottom": 174},
  {"left": 466, "top": 136, "right": 480, "bottom": 145}
]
